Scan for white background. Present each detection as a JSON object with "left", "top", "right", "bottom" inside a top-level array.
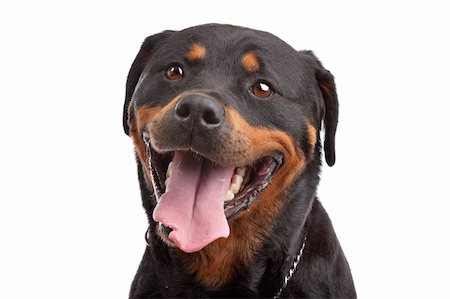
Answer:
[{"left": 1, "top": 1, "right": 449, "bottom": 298}]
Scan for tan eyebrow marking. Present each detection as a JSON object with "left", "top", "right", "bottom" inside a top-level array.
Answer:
[
  {"left": 241, "top": 52, "right": 260, "bottom": 72},
  {"left": 185, "top": 43, "right": 206, "bottom": 62}
]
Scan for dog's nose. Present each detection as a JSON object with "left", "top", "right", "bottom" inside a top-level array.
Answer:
[{"left": 174, "top": 94, "right": 224, "bottom": 129}]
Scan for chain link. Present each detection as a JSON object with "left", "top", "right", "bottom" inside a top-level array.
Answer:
[{"left": 273, "top": 235, "right": 307, "bottom": 299}]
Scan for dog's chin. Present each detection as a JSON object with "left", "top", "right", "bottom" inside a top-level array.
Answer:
[{"left": 142, "top": 132, "right": 283, "bottom": 249}]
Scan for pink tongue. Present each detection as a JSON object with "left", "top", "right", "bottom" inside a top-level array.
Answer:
[{"left": 152, "top": 152, "right": 234, "bottom": 253}]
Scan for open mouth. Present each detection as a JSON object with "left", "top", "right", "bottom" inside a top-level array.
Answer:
[
  {"left": 142, "top": 131, "right": 282, "bottom": 252},
  {"left": 143, "top": 132, "right": 283, "bottom": 219}
]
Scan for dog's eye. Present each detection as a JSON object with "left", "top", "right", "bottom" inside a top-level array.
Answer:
[
  {"left": 251, "top": 81, "right": 274, "bottom": 98},
  {"left": 166, "top": 65, "right": 184, "bottom": 80}
]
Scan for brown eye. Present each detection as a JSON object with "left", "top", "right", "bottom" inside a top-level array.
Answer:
[
  {"left": 251, "top": 81, "right": 274, "bottom": 98},
  {"left": 166, "top": 65, "right": 184, "bottom": 80}
]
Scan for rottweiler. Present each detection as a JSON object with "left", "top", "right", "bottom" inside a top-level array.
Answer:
[{"left": 123, "top": 24, "right": 356, "bottom": 298}]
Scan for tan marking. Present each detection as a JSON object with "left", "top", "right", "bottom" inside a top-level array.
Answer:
[
  {"left": 129, "top": 96, "right": 180, "bottom": 184},
  {"left": 306, "top": 122, "right": 317, "bottom": 158},
  {"left": 129, "top": 106, "right": 161, "bottom": 183},
  {"left": 185, "top": 43, "right": 206, "bottom": 62},
  {"left": 241, "top": 52, "right": 260, "bottom": 72}
]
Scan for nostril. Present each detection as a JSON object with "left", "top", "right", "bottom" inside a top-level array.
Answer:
[
  {"left": 175, "top": 101, "right": 190, "bottom": 119},
  {"left": 174, "top": 95, "right": 224, "bottom": 128},
  {"left": 203, "top": 109, "right": 221, "bottom": 125}
]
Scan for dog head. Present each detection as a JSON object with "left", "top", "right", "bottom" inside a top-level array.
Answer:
[{"left": 123, "top": 24, "right": 338, "bottom": 254}]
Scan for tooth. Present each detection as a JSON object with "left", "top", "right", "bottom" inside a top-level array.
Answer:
[
  {"left": 229, "top": 174, "right": 243, "bottom": 193},
  {"left": 225, "top": 190, "right": 235, "bottom": 201},
  {"left": 236, "top": 167, "right": 246, "bottom": 177},
  {"left": 229, "top": 183, "right": 240, "bottom": 194},
  {"left": 232, "top": 174, "right": 243, "bottom": 185},
  {"left": 166, "top": 162, "right": 173, "bottom": 179}
]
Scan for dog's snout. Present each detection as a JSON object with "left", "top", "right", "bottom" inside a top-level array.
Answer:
[{"left": 174, "top": 94, "right": 224, "bottom": 129}]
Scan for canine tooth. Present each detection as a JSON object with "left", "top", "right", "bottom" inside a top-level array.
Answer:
[
  {"left": 229, "top": 174, "right": 243, "bottom": 193},
  {"left": 166, "top": 162, "right": 173, "bottom": 179},
  {"left": 229, "top": 183, "right": 240, "bottom": 194},
  {"left": 236, "top": 167, "right": 246, "bottom": 177},
  {"left": 232, "top": 174, "right": 243, "bottom": 184},
  {"left": 225, "top": 190, "right": 235, "bottom": 201}
]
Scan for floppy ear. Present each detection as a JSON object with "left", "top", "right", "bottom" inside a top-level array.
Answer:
[
  {"left": 301, "top": 50, "right": 339, "bottom": 166},
  {"left": 123, "top": 31, "right": 174, "bottom": 135}
]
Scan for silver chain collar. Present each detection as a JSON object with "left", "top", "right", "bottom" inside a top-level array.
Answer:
[{"left": 273, "top": 234, "right": 307, "bottom": 299}]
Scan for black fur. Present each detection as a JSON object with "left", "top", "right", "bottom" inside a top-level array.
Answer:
[{"left": 123, "top": 24, "right": 356, "bottom": 298}]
